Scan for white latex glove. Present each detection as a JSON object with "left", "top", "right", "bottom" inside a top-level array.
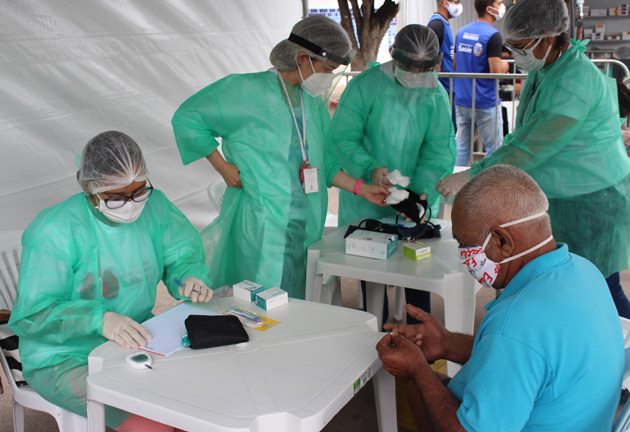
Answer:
[
  {"left": 371, "top": 167, "right": 391, "bottom": 186},
  {"left": 102, "top": 312, "right": 151, "bottom": 349},
  {"left": 178, "top": 277, "right": 213, "bottom": 303},
  {"left": 436, "top": 170, "right": 471, "bottom": 198},
  {"left": 386, "top": 169, "right": 410, "bottom": 188},
  {"left": 385, "top": 187, "right": 409, "bottom": 205}
]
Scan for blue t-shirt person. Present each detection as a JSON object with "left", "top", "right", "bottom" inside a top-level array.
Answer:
[
  {"left": 428, "top": 13, "right": 455, "bottom": 94},
  {"left": 448, "top": 244, "right": 624, "bottom": 430},
  {"left": 454, "top": 21, "right": 503, "bottom": 108}
]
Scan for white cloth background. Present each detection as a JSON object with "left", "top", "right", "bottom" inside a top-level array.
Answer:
[{"left": 0, "top": 0, "right": 302, "bottom": 246}]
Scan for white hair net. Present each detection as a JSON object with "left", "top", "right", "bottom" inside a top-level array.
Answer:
[
  {"left": 503, "top": 0, "right": 569, "bottom": 41},
  {"left": 77, "top": 131, "right": 147, "bottom": 194},
  {"left": 390, "top": 24, "right": 440, "bottom": 70},
  {"left": 270, "top": 15, "right": 353, "bottom": 71}
]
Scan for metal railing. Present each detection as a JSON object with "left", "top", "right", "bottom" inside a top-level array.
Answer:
[{"left": 339, "top": 58, "right": 629, "bottom": 164}]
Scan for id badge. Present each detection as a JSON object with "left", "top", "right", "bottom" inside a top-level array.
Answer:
[{"left": 302, "top": 166, "right": 319, "bottom": 194}]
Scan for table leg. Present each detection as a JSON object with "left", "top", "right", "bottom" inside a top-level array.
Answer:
[
  {"left": 442, "top": 275, "right": 477, "bottom": 376},
  {"left": 87, "top": 399, "right": 106, "bottom": 432},
  {"left": 305, "top": 250, "right": 322, "bottom": 302},
  {"left": 373, "top": 367, "right": 397, "bottom": 432},
  {"left": 365, "top": 282, "right": 386, "bottom": 329}
]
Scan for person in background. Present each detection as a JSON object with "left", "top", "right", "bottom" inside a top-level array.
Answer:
[
  {"left": 171, "top": 16, "right": 388, "bottom": 299},
  {"left": 9, "top": 131, "right": 212, "bottom": 431},
  {"left": 438, "top": 0, "right": 630, "bottom": 318},
  {"left": 618, "top": 79, "right": 630, "bottom": 157},
  {"left": 330, "top": 24, "right": 455, "bottom": 323},
  {"left": 453, "top": 0, "right": 509, "bottom": 165},
  {"left": 428, "top": 0, "right": 462, "bottom": 97},
  {"left": 378, "top": 165, "right": 623, "bottom": 431}
]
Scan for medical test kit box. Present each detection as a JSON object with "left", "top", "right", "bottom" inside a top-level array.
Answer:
[
  {"left": 255, "top": 287, "right": 288, "bottom": 311},
  {"left": 345, "top": 229, "right": 398, "bottom": 260},
  {"left": 233, "top": 280, "right": 267, "bottom": 302},
  {"left": 402, "top": 241, "right": 432, "bottom": 261}
]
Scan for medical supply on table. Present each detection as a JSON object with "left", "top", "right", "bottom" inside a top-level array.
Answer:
[
  {"left": 125, "top": 352, "right": 153, "bottom": 370},
  {"left": 224, "top": 306, "right": 264, "bottom": 328},
  {"left": 345, "top": 229, "right": 398, "bottom": 260},
  {"left": 184, "top": 314, "right": 249, "bottom": 349},
  {"left": 255, "top": 287, "right": 289, "bottom": 311},
  {"left": 233, "top": 280, "right": 267, "bottom": 302},
  {"left": 403, "top": 241, "right": 432, "bottom": 261}
]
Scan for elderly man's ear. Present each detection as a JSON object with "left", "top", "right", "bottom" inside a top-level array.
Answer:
[{"left": 488, "top": 226, "right": 516, "bottom": 261}]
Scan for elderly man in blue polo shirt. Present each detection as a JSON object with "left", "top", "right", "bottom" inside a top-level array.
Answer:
[{"left": 377, "top": 164, "right": 624, "bottom": 431}]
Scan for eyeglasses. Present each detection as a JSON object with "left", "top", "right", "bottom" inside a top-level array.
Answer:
[
  {"left": 505, "top": 38, "right": 541, "bottom": 56},
  {"left": 97, "top": 179, "right": 153, "bottom": 209}
]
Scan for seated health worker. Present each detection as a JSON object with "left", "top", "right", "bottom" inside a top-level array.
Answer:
[{"left": 9, "top": 131, "right": 212, "bottom": 431}]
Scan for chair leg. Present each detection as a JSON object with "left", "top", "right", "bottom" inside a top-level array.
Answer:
[{"left": 12, "top": 402, "right": 25, "bottom": 432}]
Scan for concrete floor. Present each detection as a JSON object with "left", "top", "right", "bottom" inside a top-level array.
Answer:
[{"left": 2, "top": 267, "right": 629, "bottom": 431}]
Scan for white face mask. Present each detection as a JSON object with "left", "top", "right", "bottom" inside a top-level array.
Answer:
[
  {"left": 394, "top": 66, "right": 437, "bottom": 89},
  {"left": 512, "top": 38, "right": 553, "bottom": 72},
  {"left": 97, "top": 198, "right": 146, "bottom": 224},
  {"left": 299, "top": 57, "right": 336, "bottom": 99},
  {"left": 488, "top": 3, "right": 506, "bottom": 20},
  {"left": 457, "top": 211, "right": 553, "bottom": 288},
  {"left": 446, "top": 2, "right": 463, "bottom": 18}
]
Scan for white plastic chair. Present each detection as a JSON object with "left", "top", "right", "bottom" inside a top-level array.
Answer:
[{"left": 0, "top": 245, "right": 87, "bottom": 432}]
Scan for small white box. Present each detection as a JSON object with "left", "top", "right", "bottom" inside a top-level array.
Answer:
[
  {"left": 608, "top": 7, "right": 618, "bottom": 16},
  {"left": 584, "top": 28, "right": 594, "bottom": 38},
  {"left": 595, "top": 23, "right": 606, "bottom": 34},
  {"left": 345, "top": 229, "right": 398, "bottom": 260},
  {"left": 623, "top": 32, "right": 630, "bottom": 41},
  {"left": 255, "top": 287, "right": 288, "bottom": 311},
  {"left": 233, "top": 280, "right": 266, "bottom": 302},
  {"left": 590, "top": 8, "right": 608, "bottom": 16},
  {"left": 592, "top": 32, "right": 605, "bottom": 41}
]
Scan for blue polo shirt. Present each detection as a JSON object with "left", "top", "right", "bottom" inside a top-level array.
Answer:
[
  {"left": 428, "top": 13, "right": 454, "bottom": 93},
  {"left": 448, "top": 244, "right": 624, "bottom": 431},
  {"left": 454, "top": 21, "right": 502, "bottom": 108}
]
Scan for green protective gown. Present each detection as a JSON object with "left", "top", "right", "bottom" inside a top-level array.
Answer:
[
  {"left": 331, "top": 62, "right": 456, "bottom": 226},
  {"left": 171, "top": 70, "right": 341, "bottom": 299},
  {"left": 471, "top": 40, "right": 630, "bottom": 277},
  {"left": 8, "top": 190, "right": 210, "bottom": 427}
]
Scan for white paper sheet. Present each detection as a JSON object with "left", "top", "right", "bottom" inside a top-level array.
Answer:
[{"left": 141, "top": 302, "right": 220, "bottom": 356}]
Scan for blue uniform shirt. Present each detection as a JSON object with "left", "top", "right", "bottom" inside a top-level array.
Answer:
[
  {"left": 454, "top": 21, "right": 501, "bottom": 108},
  {"left": 448, "top": 244, "right": 624, "bottom": 431},
  {"left": 428, "top": 13, "right": 454, "bottom": 93}
]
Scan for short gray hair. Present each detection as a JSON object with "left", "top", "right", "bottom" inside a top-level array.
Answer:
[{"left": 455, "top": 165, "right": 550, "bottom": 242}]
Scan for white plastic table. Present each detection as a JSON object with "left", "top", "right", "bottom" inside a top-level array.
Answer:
[
  {"left": 305, "top": 221, "right": 479, "bottom": 375},
  {"left": 86, "top": 297, "right": 395, "bottom": 432}
]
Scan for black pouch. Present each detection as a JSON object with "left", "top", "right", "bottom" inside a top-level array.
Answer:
[{"left": 184, "top": 314, "right": 249, "bottom": 349}]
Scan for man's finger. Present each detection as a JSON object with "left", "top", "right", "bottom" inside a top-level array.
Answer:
[{"left": 406, "top": 304, "right": 430, "bottom": 321}]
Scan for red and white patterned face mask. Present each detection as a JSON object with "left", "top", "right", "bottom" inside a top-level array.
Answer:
[{"left": 458, "top": 211, "right": 553, "bottom": 288}]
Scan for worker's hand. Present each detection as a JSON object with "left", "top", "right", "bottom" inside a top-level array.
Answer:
[
  {"left": 384, "top": 305, "right": 450, "bottom": 363},
  {"left": 218, "top": 162, "right": 242, "bottom": 188},
  {"left": 371, "top": 167, "right": 391, "bottom": 187},
  {"left": 179, "top": 277, "right": 213, "bottom": 303},
  {"left": 358, "top": 183, "right": 390, "bottom": 207},
  {"left": 436, "top": 170, "right": 471, "bottom": 198},
  {"left": 102, "top": 312, "right": 151, "bottom": 349},
  {"left": 376, "top": 332, "right": 426, "bottom": 378}
]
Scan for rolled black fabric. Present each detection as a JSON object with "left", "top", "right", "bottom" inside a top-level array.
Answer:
[{"left": 184, "top": 315, "right": 249, "bottom": 349}]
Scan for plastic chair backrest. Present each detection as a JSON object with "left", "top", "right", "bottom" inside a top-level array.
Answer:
[
  {"left": 207, "top": 180, "right": 227, "bottom": 213},
  {"left": 0, "top": 246, "right": 20, "bottom": 310}
]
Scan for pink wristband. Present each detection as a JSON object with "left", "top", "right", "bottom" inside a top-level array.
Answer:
[{"left": 353, "top": 178, "right": 364, "bottom": 195}]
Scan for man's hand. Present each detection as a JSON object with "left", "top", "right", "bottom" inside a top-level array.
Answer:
[
  {"left": 376, "top": 332, "right": 427, "bottom": 378},
  {"left": 436, "top": 170, "right": 471, "bottom": 198},
  {"left": 218, "top": 162, "right": 242, "bottom": 188},
  {"left": 358, "top": 183, "right": 390, "bottom": 207},
  {"left": 384, "top": 305, "right": 451, "bottom": 363},
  {"left": 371, "top": 167, "right": 391, "bottom": 187}
]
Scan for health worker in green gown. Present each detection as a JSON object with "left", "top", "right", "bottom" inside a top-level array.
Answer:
[
  {"left": 437, "top": 0, "right": 630, "bottom": 317},
  {"left": 9, "top": 131, "right": 212, "bottom": 431},
  {"left": 330, "top": 24, "right": 455, "bottom": 321},
  {"left": 171, "top": 16, "right": 388, "bottom": 299}
]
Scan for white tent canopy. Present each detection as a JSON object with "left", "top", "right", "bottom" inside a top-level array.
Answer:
[{"left": 0, "top": 0, "right": 303, "bottom": 246}]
